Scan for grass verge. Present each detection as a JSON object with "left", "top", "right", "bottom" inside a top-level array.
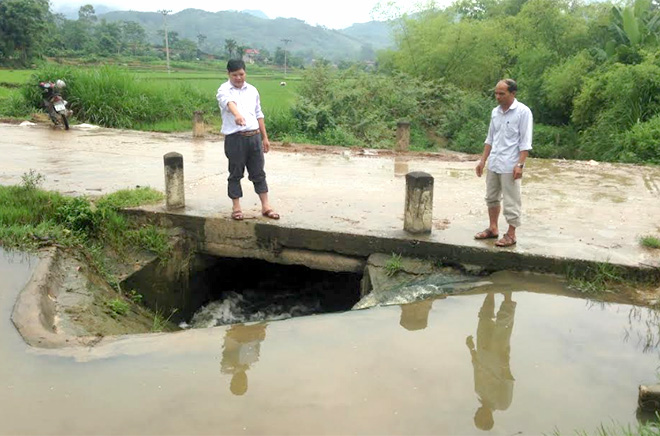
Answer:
[
  {"left": 0, "top": 175, "right": 169, "bottom": 276},
  {"left": 566, "top": 261, "right": 660, "bottom": 297},
  {"left": 640, "top": 235, "right": 660, "bottom": 249},
  {"left": 551, "top": 418, "right": 660, "bottom": 435}
]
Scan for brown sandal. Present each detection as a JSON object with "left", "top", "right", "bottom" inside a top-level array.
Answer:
[
  {"left": 474, "top": 229, "right": 499, "bottom": 240},
  {"left": 262, "top": 209, "right": 280, "bottom": 220},
  {"left": 495, "top": 234, "right": 517, "bottom": 247}
]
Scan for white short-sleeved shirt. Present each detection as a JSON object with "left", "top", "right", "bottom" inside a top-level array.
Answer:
[
  {"left": 216, "top": 80, "right": 264, "bottom": 135},
  {"left": 485, "top": 99, "right": 533, "bottom": 174}
]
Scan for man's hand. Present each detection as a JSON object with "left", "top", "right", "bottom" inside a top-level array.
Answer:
[
  {"left": 234, "top": 114, "right": 246, "bottom": 126},
  {"left": 227, "top": 102, "right": 246, "bottom": 126},
  {"left": 466, "top": 335, "right": 475, "bottom": 350},
  {"left": 475, "top": 161, "right": 485, "bottom": 177},
  {"left": 262, "top": 138, "right": 270, "bottom": 153},
  {"left": 513, "top": 166, "right": 523, "bottom": 180}
]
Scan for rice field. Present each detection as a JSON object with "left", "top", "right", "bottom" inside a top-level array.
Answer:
[{"left": 0, "top": 64, "right": 300, "bottom": 130}]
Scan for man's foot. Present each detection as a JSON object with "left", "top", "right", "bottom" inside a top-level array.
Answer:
[
  {"left": 474, "top": 229, "right": 499, "bottom": 240},
  {"left": 262, "top": 209, "right": 280, "bottom": 220},
  {"left": 231, "top": 210, "right": 244, "bottom": 221},
  {"left": 495, "top": 234, "right": 516, "bottom": 247}
]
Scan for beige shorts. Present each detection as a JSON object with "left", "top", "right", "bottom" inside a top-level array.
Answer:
[{"left": 485, "top": 170, "right": 522, "bottom": 227}]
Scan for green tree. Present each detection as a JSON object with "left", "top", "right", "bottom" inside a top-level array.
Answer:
[
  {"left": 606, "top": 0, "right": 660, "bottom": 63},
  {"left": 122, "top": 21, "right": 146, "bottom": 55},
  {"left": 224, "top": 38, "right": 238, "bottom": 58},
  {"left": 95, "top": 19, "right": 123, "bottom": 55},
  {"left": 78, "top": 4, "right": 97, "bottom": 23},
  {"left": 0, "top": 0, "right": 52, "bottom": 65},
  {"left": 173, "top": 38, "right": 197, "bottom": 61}
]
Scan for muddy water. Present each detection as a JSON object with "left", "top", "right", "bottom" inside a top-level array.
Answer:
[{"left": 1, "top": 249, "right": 659, "bottom": 435}]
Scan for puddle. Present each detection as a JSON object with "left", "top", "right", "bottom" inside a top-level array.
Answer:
[{"left": 1, "top": 249, "right": 659, "bottom": 434}]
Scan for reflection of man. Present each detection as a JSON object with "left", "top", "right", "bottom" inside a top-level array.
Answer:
[
  {"left": 399, "top": 299, "right": 433, "bottom": 331},
  {"left": 466, "top": 292, "right": 516, "bottom": 431},
  {"left": 221, "top": 323, "right": 267, "bottom": 396}
]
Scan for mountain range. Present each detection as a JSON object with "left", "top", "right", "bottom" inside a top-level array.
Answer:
[{"left": 54, "top": 6, "right": 395, "bottom": 60}]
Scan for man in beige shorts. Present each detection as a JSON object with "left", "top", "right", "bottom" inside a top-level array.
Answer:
[{"left": 474, "top": 79, "right": 533, "bottom": 247}]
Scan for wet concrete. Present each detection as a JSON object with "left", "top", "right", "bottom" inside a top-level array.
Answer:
[
  {"left": 2, "top": 248, "right": 659, "bottom": 434},
  {"left": 2, "top": 123, "right": 659, "bottom": 270}
]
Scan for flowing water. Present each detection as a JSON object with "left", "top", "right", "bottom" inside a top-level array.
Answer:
[{"left": 2, "top": 248, "right": 659, "bottom": 435}]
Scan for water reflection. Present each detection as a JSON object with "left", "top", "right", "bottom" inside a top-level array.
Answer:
[
  {"left": 394, "top": 157, "right": 409, "bottom": 177},
  {"left": 220, "top": 323, "right": 268, "bottom": 396},
  {"left": 399, "top": 299, "right": 434, "bottom": 331},
  {"left": 466, "top": 292, "right": 517, "bottom": 431},
  {"left": 624, "top": 305, "right": 660, "bottom": 354}
]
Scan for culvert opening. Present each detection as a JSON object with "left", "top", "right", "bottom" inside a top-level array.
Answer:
[{"left": 121, "top": 255, "right": 363, "bottom": 328}]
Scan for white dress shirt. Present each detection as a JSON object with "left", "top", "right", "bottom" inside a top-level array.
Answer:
[
  {"left": 216, "top": 80, "right": 264, "bottom": 135},
  {"left": 485, "top": 99, "right": 533, "bottom": 173}
]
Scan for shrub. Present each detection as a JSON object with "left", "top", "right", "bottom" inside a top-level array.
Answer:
[
  {"left": 56, "top": 196, "right": 98, "bottom": 235},
  {"left": 532, "top": 124, "right": 579, "bottom": 159},
  {"left": 616, "top": 115, "right": 660, "bottom": 164},
  {"left": 541, "top": 50, "right": 596, "bottom": 122},
  {"left": 572, "top": 61, "right": 660, "bottom": 131},
  {"left": 292, "top": 66, "right": 449, "bottom": 149},
  {"left": 438, "top": 89, "right": 492, "bottom": 154}
]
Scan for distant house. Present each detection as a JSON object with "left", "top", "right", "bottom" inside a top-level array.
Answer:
[{"left": 243, "top": 49, "right": 260, "bottom": 64}]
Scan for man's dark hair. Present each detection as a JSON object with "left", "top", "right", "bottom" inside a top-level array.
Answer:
[
  {"left": 503, "top": 78, "right": 517, "bottom": 93},
  {"left": 227, "top": 59, "right": 246, "bottom": 72}
]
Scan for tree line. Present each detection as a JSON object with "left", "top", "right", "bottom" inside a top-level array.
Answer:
[
  {"left": 0, "top": 0, "right": 305, "bottom": 66},
  {"left": 372, "top": 0, "right": 660, "bottom": 162}
]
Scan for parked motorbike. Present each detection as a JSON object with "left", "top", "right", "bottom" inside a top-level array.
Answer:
[{"left": 39, "top": 79, "right": 72, "bottom": 130}]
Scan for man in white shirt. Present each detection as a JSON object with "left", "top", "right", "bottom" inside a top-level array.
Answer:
[
  {"left": 216, "top": 59, "right": 279, "bottom": 220},
  {"left": 474, "top": 79, "right": 532, "bottom": 247}
]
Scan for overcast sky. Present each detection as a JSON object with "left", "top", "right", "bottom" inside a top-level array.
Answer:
[{"left": 49, "top": 0, "right": 451, "bottom": 29}]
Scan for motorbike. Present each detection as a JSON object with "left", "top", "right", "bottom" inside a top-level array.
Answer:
[{"left": 39, "top": 80, "right": 72, "bottom": 130}]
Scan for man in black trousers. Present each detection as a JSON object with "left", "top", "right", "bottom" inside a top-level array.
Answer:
[{"left": 216, "top": 59, "right": 280, "bottom": 221}]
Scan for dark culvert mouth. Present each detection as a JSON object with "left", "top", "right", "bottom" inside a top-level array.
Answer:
[{"left": 121, "top": 255, "right": 363, "bottom": 328}]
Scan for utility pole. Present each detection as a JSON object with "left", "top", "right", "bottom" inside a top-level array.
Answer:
[
  {"left": 281, "top": 38, "right": 291, "bottom": 77},
  {"left": 158, "top": 9, "right": 172, "bottom": 74}
]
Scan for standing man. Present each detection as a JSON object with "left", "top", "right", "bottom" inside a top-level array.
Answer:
[
  {"left": 474, "top": 79, "right": 532, "bottom": 247},
  {"left": 216, "top": 59, "right": 280, "bottom": 221}
]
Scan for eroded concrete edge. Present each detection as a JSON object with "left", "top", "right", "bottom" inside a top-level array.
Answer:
[{"left": 10, "top": 248, "right": 98, "bottom": 349}]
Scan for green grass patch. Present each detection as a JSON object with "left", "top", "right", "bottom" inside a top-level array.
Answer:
[
  {"left": 566, "top": 263, "right": 625, "bottom": 295},
  {"left": 96, "top": 187, "right": 164, "bottom": 209},
  {"left": 0, "top": 69, "right": 33, "bottom": 84},
  {"left": 151, "top": 308, "right": 178, "bottom": 332},
  {"left": 552, "top": 418, "right": 660, "bottom": 435},
  {"left": 0, "top": 177, "right": 170, "bottom": 262},
  {"left": 106, "top": 297, "right": 130, "bottom": 317},
  {"left": 640, "top": 235, "right": 660, "bottom": 249},
  {"left": 9, "top": 64, "right": 299, "bottom": 132},
  {"left": 385, "top": 253, "right": 404, "bottom": 277},
  {"left": 563, "top": 261, "right": 660, "bottom": 296}
]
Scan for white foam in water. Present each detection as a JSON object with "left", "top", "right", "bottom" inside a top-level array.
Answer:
[
  {"left": 189, "top": 291, "right": 323, "bottom": 328},
  {"left": 190, "top": 293, "right": 247, "bottom": 328}
]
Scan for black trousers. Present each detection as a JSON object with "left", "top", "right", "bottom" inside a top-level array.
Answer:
[{"left": 224, "top": 133, "right": 268, "bottom": 199}]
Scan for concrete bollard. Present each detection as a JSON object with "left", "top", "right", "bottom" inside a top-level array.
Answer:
[
  {"left": 396, "top": 120, "right": 410, "bottom": 152},
  {"left": 164, "top": 152, "right": 185, "bottom": 210},
  {"left": 404, "top": 171, "right": 433, "bottom": 234},
  {"left": 193, "top": 111, "right": 205, "bottom": 138}
]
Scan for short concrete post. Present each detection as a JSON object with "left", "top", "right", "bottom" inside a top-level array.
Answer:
[
  {"left": 193, "top": 111, "right": 205, "bottom": 138},
  {"left": 639, "top": 385, "right": 660, "bottom": 412},
  {"left": 164, "top": 152, "right": 185, "bottom": 210},
  {"left": 404, "top": 171, "right": 433, "bottom": 234},
  {"left": 396, "top": 120, "right": 410, "bottom": 152}
]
